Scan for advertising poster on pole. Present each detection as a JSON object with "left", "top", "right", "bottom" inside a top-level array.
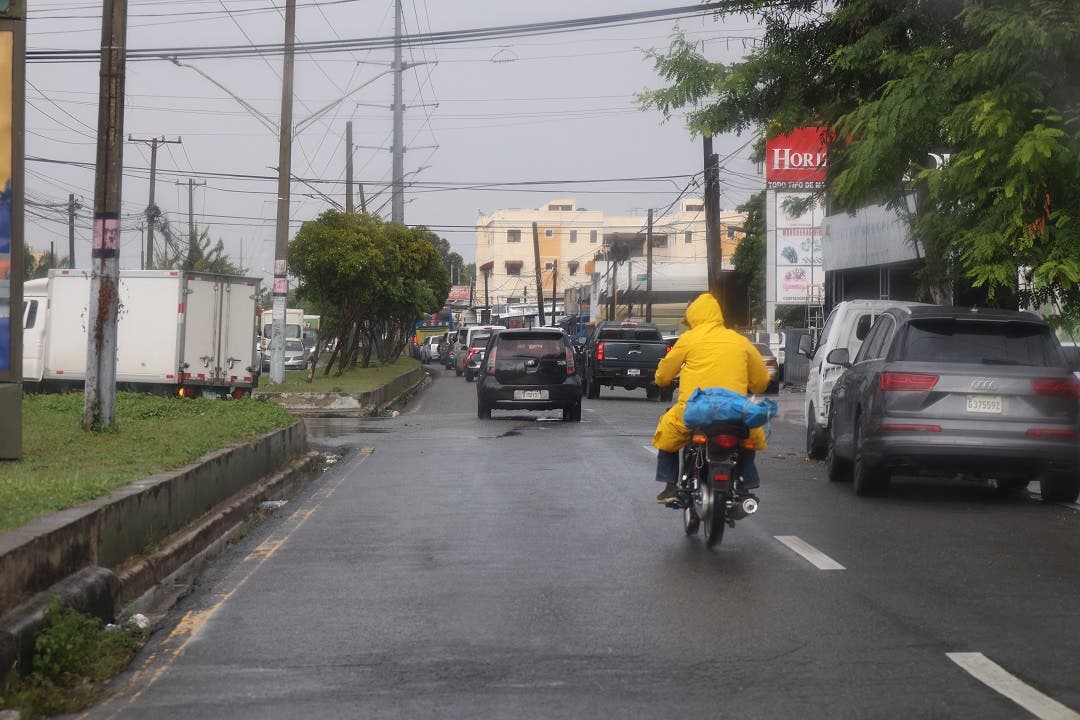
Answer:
[
  {"left": 0, "top": 30, "right": 11, "bottom": 373},
  {"left": 774, "top": 192, "right": 823, "bottom": 304}
]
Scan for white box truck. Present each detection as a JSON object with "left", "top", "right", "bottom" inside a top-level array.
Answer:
[{"left": 23, "top": 269, "right": 261, "bottom": 397}]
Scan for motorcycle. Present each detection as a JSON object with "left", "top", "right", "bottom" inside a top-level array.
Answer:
[{"left": 670, "top": 422, "right": 759, "bottom": 547}]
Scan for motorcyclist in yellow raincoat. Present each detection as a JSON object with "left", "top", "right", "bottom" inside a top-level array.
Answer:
[{"left": 652, "top": 293, "right": 771, "bottom": 504}]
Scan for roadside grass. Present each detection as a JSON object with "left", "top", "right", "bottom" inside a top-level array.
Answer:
[
  {"left": 0, "top": 599, "right": 149, "bottom": 719},
  {"left": 0, "top": 392, "right": 295, "bottom": 534},
  {"left": 255, "top": 356, "right": 419, "bottom": 395}
]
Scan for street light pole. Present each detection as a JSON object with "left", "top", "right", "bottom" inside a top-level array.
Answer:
[{"left": 269, "top": 0, "right": 296, "bottom": 384}]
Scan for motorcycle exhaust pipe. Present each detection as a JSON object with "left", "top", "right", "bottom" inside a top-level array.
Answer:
[{"left": 729, "top": 496, "right": 759, "bottom": 520}]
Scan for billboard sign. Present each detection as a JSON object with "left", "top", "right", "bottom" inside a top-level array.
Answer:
[{"left": 765, "top": 127, "right": 828, "bottom": 190}]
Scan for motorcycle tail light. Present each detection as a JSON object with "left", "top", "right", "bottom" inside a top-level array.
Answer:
[
  {"left": 741, "top": 438, "right": 756, "bottom": 450},
  {"left": 711, "top": 434, "right": 739, "bottom": 449},
  {"left": 713, "top": 473, "right": 730, "bottom": 482},
  {"left": 880, "top": 372, "right": 938, "bottom": 392}
]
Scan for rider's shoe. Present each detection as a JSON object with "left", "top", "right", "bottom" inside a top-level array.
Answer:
[{"left": 655, "top": 482, "right": 680, "bottom": 505}]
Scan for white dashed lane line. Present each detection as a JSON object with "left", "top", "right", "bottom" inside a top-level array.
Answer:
[
  {"left": 947, "top": 652, "right": 1080, "bottom": 720},
  {"left": 774, "top": 535, "right": 846, "bottom": 570}
]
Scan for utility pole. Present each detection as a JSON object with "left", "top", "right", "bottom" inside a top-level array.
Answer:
[
  {"left": 83, "top": 0, "right": 127, "bottom": 431},
  {"left": 177, "top": 178, "right": 206, "bottom": 269},
  {"left": 483, "top": 266, "right": 490, "bottom": 311},
  {"left": 270, "top": 0, "right": 297, "bottom": 384},
  {"left": 646, "top": 209, "right": 654, "bottom": 323},
  {"left": 358, "top": 182, "right": 367, "bottom": 213},
  {"left": 68, "top": 193, "right": 79, "bottom": 268},
  {"left": 345, "top": 120, "right": 354, "bottom": 214},
  {"left": 608, "top": 250, "right": 616, "bottom": 321},
  {"left": 627, "top": 259, "right": 633, "bottom": 318},
  {"left": 129, "top": 135, "right": 181, "bottom": 269},
  {"left": 532, "top": 222, "right": 546, "bottom": 327},
  {"left": 703, "top": 136, "right": 722, "bottom": 299},
  {"left": 550, "top": 259, "right": 557, "bottom": 326},
  {"left": 391, "top": 0, "right": 405, "bottom": 223}
]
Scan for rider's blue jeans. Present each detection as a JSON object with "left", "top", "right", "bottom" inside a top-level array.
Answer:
[{"left": 655, "top": 449, "right": 760, "bottom": 489}]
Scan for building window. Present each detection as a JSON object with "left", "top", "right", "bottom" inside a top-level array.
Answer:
[
  {"left": 505, "top": 261, "right": 523, "bottom": 276},
  {"left": 569, "top": 230, "right": 578, "bottom": 244},
  {"left": 685, "top": 203, "right": 704, "bottom": 212},
  {"left": 544, "top": 262, "right": 553, "bottom": 270},
  {"left": 653, "top": 234, "right": 668, "bottom": 248},
  {"left": 684, "top": 231, "right": 693, "bottom": 244},
  {"left": 727, "top": 227, "right": 736, "bottom": 239},
  {"left": 548, "top": 204, "right": 572, "bottom": 211},
  {"left": 544, "top": 229, "right": 553, "bottom": 238},
  {"left": 590, "top": 230, "right": 598, "bottom": 244},
  {"left": 568, "top": 261, "right": 579, "bottom": 276},
  {"left": 507, "top": 229, "right": 521, "bottom": 243}
]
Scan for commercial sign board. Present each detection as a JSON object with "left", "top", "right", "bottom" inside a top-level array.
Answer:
[
  {"left": 765, "top": 127, "right": 828, "bottom": 190},
  {"left": 772, "top": 192, "right": 824, "bottom": 304}
]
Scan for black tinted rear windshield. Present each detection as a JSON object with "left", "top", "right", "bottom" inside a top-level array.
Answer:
[
  {"left": 597, "top": 328, "right": 662, "bottom": 342},
  {"left": 901, "top": 319, "right": 1061, "bottom": 366},
  {"left": 497, "top": 335, "right": 565, "bottom": 357}
]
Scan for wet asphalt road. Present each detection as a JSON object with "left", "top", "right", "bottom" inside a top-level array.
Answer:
[{"left": 80, "top": 366, "right": 1080, "bottom": 719}]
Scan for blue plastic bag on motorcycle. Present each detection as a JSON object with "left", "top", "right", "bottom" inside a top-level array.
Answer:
[{"left": 682, "top": 387, "right": 778, "bottom": 429}]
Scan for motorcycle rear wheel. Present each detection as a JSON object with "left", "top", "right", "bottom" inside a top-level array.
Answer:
[{"left": 697, "top": 473, "right": 727, "bottom": 547}]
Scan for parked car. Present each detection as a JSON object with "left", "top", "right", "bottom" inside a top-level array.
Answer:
[
  {"left": 463, "top": 333, "right": 494, "bottom": 382},
  {"left": 802, "top": 299, "right": 929, "bottom": 459},
  {"left": 752, "top": 342, "right": 780, "bottom": 394},
  {"left": 419, "top": 335, "right": 442, "bottom": 364},
  {"left": 261, "top": 339, "right": 311, "bottom": 372},
  {"left": 476, "top": 328, "right": 583, "bottom": 421},
  {"left": 751, "top": 331, "right": 786, "bottom": 380},
  {"left": 824, "top": 305, "right": 1079, "bottom": 501}
]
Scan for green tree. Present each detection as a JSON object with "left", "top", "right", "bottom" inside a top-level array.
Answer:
[
  {"left": 641, "top": 0, "right": 1080, "bottom": 325},
  {"left": 731, "top": 191, "right": 766, "bottom": 325},
  {"left": 154, "top": 212, "right": 241, "bottom": 274}
]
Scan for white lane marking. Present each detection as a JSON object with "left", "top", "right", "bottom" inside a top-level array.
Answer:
[
  {"left": 946, "top": 652, "right": 1080, "bottom": 720},
  {"left": 643, "top": 445, "right": 658, "bottom": 456},
  {"left": 774, "top": 535, "right": 846, "bottom": 570}
]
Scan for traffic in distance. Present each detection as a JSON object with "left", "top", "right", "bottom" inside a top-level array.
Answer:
[{"left": 424, "top": 304, "right": 1079, "bottom": 505}]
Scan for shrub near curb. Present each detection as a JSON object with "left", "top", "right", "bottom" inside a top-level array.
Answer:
[{"left": 0, "top": 599, "right": 147, "bottom": 719}]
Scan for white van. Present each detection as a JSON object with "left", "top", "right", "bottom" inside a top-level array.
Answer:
[
  {"left": 802, "top": 299, "right": 927, "bottom": 458},
  {"left": 453, "top": 325, "right": 505, "bottom": 376}
]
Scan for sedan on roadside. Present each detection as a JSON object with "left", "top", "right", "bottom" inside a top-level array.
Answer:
[
  {"left": 752, "top": 342, "right": 780, "bottom": 394},
  {"left": 261, "top": 339, "right": 311, "bottom": 372},
  {"left": 825, "top": 305, "right": 1079, "bottom": 501},
  {"left": 476, "top": 328, "right": 583, "bottom": 421}
]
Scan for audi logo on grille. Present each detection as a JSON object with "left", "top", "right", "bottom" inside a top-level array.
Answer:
[{"left": 970, "top": 378, "right": 998, "bottom": 392}]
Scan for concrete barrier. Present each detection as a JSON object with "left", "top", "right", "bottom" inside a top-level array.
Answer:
[
  {"left": 0, "top": 421, "right": 311, "bottom": 684},
  {"left": 254, "top": 366, "right": 426, "bottom": 417}
]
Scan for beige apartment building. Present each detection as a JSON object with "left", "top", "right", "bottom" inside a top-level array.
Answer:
[{"left": 474, "top": 197, "right": 745, "bottom": 311}]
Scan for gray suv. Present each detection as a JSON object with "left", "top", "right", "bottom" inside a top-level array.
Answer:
[{"left": 825, "top": 306, "right": 1079, "bottom": 501}]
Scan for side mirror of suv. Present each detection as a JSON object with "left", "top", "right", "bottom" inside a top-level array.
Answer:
[
  {"left": 798, "top": 334, "right": 814, "bottom": 358},
  {"left": 825, "top": 347, "right": 851, "bottom": 368}
]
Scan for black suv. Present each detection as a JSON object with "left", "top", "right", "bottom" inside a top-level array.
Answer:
[{"left": 476, "top": 328, "right": 583, "bottom": 421}]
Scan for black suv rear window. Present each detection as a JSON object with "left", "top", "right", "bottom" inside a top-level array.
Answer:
[
  {"left": 901, "top": 319, "right": 1061, "bottom": 366},
  {"left": 497, "top": 336, "right": 564, "bottom": 358},
  {"left": 597, "top": 329, "right": 661, "bottom": 341}
]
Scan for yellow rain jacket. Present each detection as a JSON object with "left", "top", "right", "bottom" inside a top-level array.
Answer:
[{"left": 651, "top": 293, "right": 771, "bottom": 453}]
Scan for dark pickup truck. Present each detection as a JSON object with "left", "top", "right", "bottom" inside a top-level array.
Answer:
[{"left": 582, "top": 321, "right": 673, "bottom": 400}]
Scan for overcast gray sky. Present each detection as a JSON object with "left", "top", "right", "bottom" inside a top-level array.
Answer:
[{"left": 25, "top": 0, "right": 764, "bottom": 283}]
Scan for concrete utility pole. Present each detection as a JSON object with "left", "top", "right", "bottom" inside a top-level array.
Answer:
[
  {"left": 532, "top": 222, "right": 546, "bottom": 327},
  {"left": 358, "top": 182, "right": 367, "bottom": 214},
  {"left": 345, "top": 120, "right": 354, "bottom": 214},
  {"left": 129, "top": 135, "right": 181, "bottom": 269},
  {"left": 270, "top": 0, "right": 297, "bottom": 384},
  {"left": 646, "top": 208, "right": 654, "bottom": 323},
  {"left": 67, "top": 193, "right": 79, "bottom": 268},
  {"left": 83, "top": 0, "right": 127, "bottom": 431},
  {"left": 391, "top": 0, "right": 405, "bottom": 223},
  {"left": 179, "top": 178, "right": 207, "bottom": 269},
  {"left": 550, "top": 259, "right": 557, "bottom": 325},
  {"left": 703, "top": 136, "right": 723, "bottom": 299}
]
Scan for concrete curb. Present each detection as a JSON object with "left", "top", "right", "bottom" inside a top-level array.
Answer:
[
  {"left": 0, "top": 421, "right": 312, "bottom": 686},
  {"left": 253, "top": 366, "right": 425, "bottom": 417}
]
